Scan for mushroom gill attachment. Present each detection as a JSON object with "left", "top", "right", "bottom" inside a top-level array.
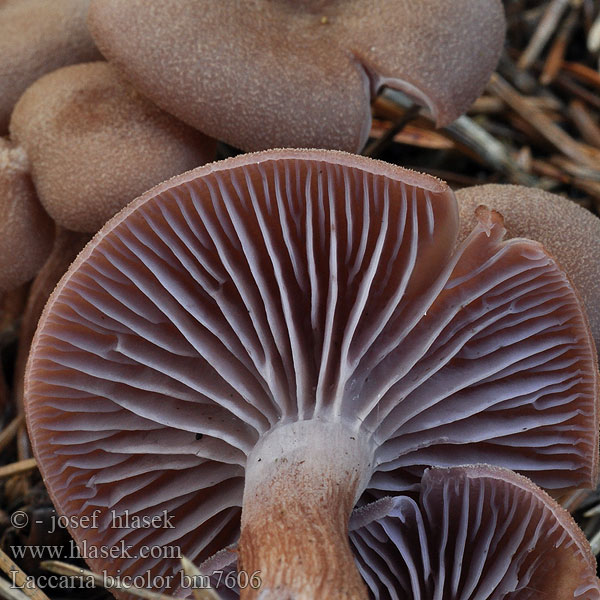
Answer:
[
  {"left": 0, "top": 0, "right": 101, "bottom": 134},
  {"left": 350, "top": 465, "right": 600, "bottom": 599},
  {"left": 456, "top": 183, "right": 600, "bottom": 353},
  {"left": 25, "top": 150, "right": 599, "bottom": 598},
  {"left": 9, "top": 61, "right": 216, "bottom": 233},
  {"left": 88, "top": 0, "right": 505, "bottom": 152}
]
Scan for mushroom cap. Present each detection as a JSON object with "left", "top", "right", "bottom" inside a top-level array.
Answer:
[
  {"left": 350, "top": 465, "right": 600, "bottom": 599},
  {"left": 25, "top": 150, "right": 598, "bottom": 593},
  {"left": 0, "top": 0, "right": 101, "bottom": 134},
  {"left": 9, "top": 61, "right": 217, "bottom": 233},
  {"left": 0, "top": 139, "right": 54, "bottom": 292},
  {"left": 87, "top": 0, "right": 505, "bottom": 152},
  {"left": 456, "top": 184, "right": 600, "bottom": 353}
]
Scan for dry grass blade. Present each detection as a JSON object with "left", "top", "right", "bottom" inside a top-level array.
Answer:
[
  {"left": 0, "top": 416, "right": 24, "bottom": 455},
  {"left": 488, "top": 72, "right": 600, "bottom": 168},
  {"left": 550, "top": 155, "right": 600, "bottom": 180},
  {"left": 588, "top": 10, "right": 600, "bottom": 52},
  {"left": 468, "top": 95, "right": 505, "bottom": 114},
  {"left": 569, "top": 100, "right": 600, "bottom": 147},
  {"left": 556, "top": 489, "right": 591, "bottom": 513},
  {"left": 370, "top": 121, "right": 455, "bottom": 150},
  {"left": 0, "top": 549, "right": 50, "bottom": 600},
  {"left": 562, "top": 61, "right": 600, "bottom": 89},
  {"left": 0, "top": 459, "right": 37, "bottom": 479},
  {"left": 518, "top": 0, "right": 571, "bottom": 69},
  {"left": 530, "top": 158, "right": 571, "bottom": 183},
  {"left": 40, "top": 561, "right": 174, "bottom": 600},
  {"left": 590, "top": 528, "right": 600, "bottom": 556},
  {"left": 363, "top": 104, "right": 421, "bottom": 157},
  {"left": 444, "top": 115, "right": 535, "bottom": 185},
  {"left": 540, "top": 5, "right": 579, "bottom": 84},
  {"left": 381, "top": 88, "right": 533, "bottom": 183},
  {"left": 555, "top": 71, "right": 600, "bottom": 110},
  {"left": 180, "top": 556, "right": 221, "bottom": 600},
  {"left": 584, "top": 503, "right": 600, "bottom": 518},
  {"left": 570, "top": 179, "right": 600, "bottom": 206}
]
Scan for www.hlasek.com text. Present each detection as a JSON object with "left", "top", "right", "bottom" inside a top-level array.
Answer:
[{"left": 11, "top": 538, "right": 181, "bottom": 561}]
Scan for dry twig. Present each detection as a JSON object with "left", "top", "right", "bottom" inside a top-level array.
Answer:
[
  {"left": 0, "top": 459, "right": 37, "bottom": 479},
  {"left": 0, "top": 549, "right": 50, "bottom": 600},
  {"left": 518, "top": 0, "right": 571, "bottom": 69}
]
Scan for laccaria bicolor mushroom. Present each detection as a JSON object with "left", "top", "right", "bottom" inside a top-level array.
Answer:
[
  {"left": 349, "top": 465, "right": 600, "bottom": 599},
  {"left": 204, "top": 464, "right": 600, "bottom": 598},
  {"left": 0, "top": 0, "right": 101, "bottom": 134},
  {"left": 0, "top": 138, "right": 54, "bottom": 293},
  {"left": 9, "top": 61, "right": 216, "bottom": 233},
  {"left": 5, "top": 61, "right": 214, "bottom": 449},
  {"left": 25, "top": 150, "right": 599, "bottom": 599},
  {"left": 456, "top": 184, "right": 600, "bottom": 352},
  {"left": 87, "top": 0, "right": 505, "bottom": 152}
]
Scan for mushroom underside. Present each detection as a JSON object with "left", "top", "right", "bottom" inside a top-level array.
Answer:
[{"left": 25, "top": 151, "right": 598, "bottom": 596}]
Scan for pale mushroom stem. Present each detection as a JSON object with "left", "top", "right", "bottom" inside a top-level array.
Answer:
[{"left": 238, "top": 421, "right": 373, "bottom": 600}]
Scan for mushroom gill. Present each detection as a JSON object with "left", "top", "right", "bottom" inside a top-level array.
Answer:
[
  {"left": 456, "top": 184, "right": 600, "bottom": 353},
  {"left": 350, "top": 465, "right": 600, "bottom": 599},
  {"left": 25, "top": 150, "right": 599, "bottom": 599}
]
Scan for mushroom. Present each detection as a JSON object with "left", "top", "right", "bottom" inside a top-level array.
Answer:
[
  {"left": 9, "top": 61, "right": 217, "bottom": 233},
  {"left": 199, "top": 464, "right": 600, "bottom": 598},
  {"left": 25, "top": 150, "right": 599, "bottom": 598},
  {"left": 0, "top": 0, "right": 101, "bottom": 134},
  {"left": 0, "top": 138, "right": 54, "bottom": 293},
  {"left": 349, "top": 465, "right": 600, "bottom": 599},
  {"left": 456, "top": 184, "right": 600, "bottom": 352},
  {"left": 87, "top": 0, "right": 505, "bottom": 152}
]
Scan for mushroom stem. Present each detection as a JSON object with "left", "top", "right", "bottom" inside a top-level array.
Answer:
[{"left": 238, "top": 421, "right": 373, "bottom": 600}]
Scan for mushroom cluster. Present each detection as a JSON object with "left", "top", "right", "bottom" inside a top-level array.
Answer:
[
  {"left": 25, "top": 150, "right": 600, "bottom": 598},
  {"left": 9, "top": 62, "right": 215, "bottom": 235},
  {"left": 0, "top": 58, "right": 216, "bottom": 310},
  {"left": 2, "top": 1, "right": 599, "bottom": 599},
  {"left": 87, "top": 0, "right": 506, "bottom": 152},
  {"left": 0, "top": 59, "right": 217, "bottom": 453},
  {"left": 7, "top": 60, "right": 216, "bottom": 236}
]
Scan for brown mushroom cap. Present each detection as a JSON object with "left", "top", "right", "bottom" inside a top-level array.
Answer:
[
  {"left": 0, "top": 0, "right": 101, "bottom": 134},
  {"left": 25, "top": 150, "right": 599, "bottom": 596},
  {"left": 87, "top": 0, "right": 505, "bottom": 152},
  {"left": 456, "top": 184, "right": 600, "bottom": 352},
  {"left": 0, "top": 139, "right": 54, "bottom": 292},
  {"left": 10, "top": 61, "right": 217, "bottom": 233},
  {"left": 350, "top": 465, "right": 600, "bottom": 599}
]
